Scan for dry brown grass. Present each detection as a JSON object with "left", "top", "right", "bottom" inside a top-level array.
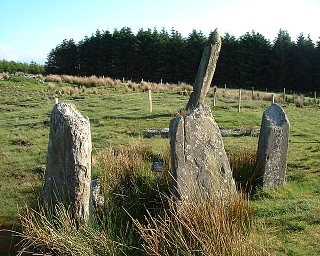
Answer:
[
  {"left": 230, "top": 147, "right": 259, "bottom": 193},
  {"left": 60, "top": 86, "right": 78, "bottom": 95},
  {"left": 43, "top": 74, "right": 293, "bottom": 106},
  {"left": 97, "top": 144, "right": 152, "bottom": 188},
  {"left": 47, "top": 82, "right": 55, "bottom": 92},
  {"left": 45, "top": 74, "right": 63, "bottom": 83},
  {"left": 18, "top": 204, "right": 123, "bottom": 256},
  {"left": 134, "top": 191, "right": 267, "bottom": 256},
  {"left": 17, "top": 142, "right": 268, "bottom": 255},
  {"left": 44, "top": 74, "right": 195, "bottom": 94},
  {"left": 294, "top": 95, "right": 305, "bottom": 108}
]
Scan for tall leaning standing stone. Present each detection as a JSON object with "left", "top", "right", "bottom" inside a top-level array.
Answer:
[
  {"left": 44, "top": 103, "right": 92, "bottom": 221},
  {"left": 170, "top": 29, "right": 236, "bottom": 201},
  {"left": 187, "top": 28, "right": 221, "bottom": 109},
  {"left": 257, "top": 103, "right": 290, "bottom": 189}
]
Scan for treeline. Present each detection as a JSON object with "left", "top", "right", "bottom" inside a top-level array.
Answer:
[
  {"left": 45, "top": 27, "right": 320, "bottom": 92},
  {"left": 0, "top": 60, "right": 45, "bottom": 74}
]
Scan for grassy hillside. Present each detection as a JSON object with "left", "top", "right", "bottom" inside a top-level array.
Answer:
[{"left": 0, "top": 76, "right": 319, "bottom": 255}]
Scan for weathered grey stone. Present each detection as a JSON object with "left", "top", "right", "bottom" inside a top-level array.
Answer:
[
  {"left": 257, "top": 103, "right": 290, "bottom": 189},
  {"left": 44, "top": 103, "right": 92, "bottom": 221},
  {"left": 91, "top": 179, "right": 104, "bottom": 207},
  {"left": 144, "top": 127, "right": 260, "bottom": 138},
  {"left": 170, "top": 105, "right": 236, "bottom": 201},
  {"left": 144, "top": 128, "right": 169, "bottom": 138},
  {"left": 186, "top": 29, "right": 222, "bottom": 109},
  {"left": 151, "top": 161, "right": 164, "bottom": 172}
]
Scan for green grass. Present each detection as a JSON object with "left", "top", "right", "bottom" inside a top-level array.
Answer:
[{"left": 0, "top": 76, "right": 320, "bottom": 254}]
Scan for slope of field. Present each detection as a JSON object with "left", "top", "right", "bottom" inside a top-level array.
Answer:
[{"left": 0, "top": 76, "right": 319, "bottom": 255}]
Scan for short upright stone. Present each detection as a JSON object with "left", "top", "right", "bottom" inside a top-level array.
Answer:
[
  {"left": 257, "top": 103, "right": 290, "bottom": 189},
  {"left": 44, "top": 103, "right": 92, "bottom": 221},
  {"left": 170, "top": 105, "right": 236, "bottom": 200}
]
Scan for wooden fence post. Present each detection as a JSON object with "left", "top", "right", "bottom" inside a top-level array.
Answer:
[
  {"left": 272, "top": 94, "right": 275, "bottom": 104},
  {"left": 238, "top": 89, "right": 242, "bottom": 112},
  {"left": 283, "top": 88, "right": 286, "bottom": 101},
  {"left": 148, "top": 90, "right": 153, "bottom": 113},
  {"left": 213, "top": 86, "right": 217, "bottom": 107}
]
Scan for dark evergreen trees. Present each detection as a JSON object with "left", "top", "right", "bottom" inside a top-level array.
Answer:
[
  {"left": 292, "top": 33, "right": 315, "bottom": 91},
  {"left": 45, "top": 27, "right": 320, "bottom": 93},
  {"left": 215, "top": 33, "right": 239, "bottom": 86},
  {"left": 314, "top": 39, "right": 320, "bottom": 89},
  {"left": 237, "top": 31, "right": 272, "bottom": 88},
  {"left": 269, "top": 30, "right": 295, "bottom": 90},
  {"left": 46, "top": 39, "right": 78, "bottom": 75},
  {"left": 181, "top": 29, "right": 207, "bottom": 84}
]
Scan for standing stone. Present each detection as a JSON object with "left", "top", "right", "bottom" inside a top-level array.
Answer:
[
  {"left": 170, "top": 28, "right": 235, "bottom": 201},
  {"left": 257, "top": 103, "right": 290, "bottom": 189},
  {"left": 187, "top": 29, "right": 221, "bottom": 109},
  {"left": 170, "top": 105, "right": 236, "bottom": 201},
  {"left": 44, "top": 103, "right": 92, "bottom": 221}
]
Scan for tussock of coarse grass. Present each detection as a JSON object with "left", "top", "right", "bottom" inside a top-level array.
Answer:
[
  {"left": 60, "top": 86, "right": 78, "bottom": 96},
  {"left": 18, "top": 204, "right": 123, "bottom": 256},
  {"left": 134, "top": 190, "right": 267, "bottom": 256},
  {"left": 18, "top": 142, "right": 268, "bottom": 255},
  {"left": 44, "top": 74, "right": 195, "bottom": 94},
  {"left": 294, "top": 95, "right": 305, "bottom": 108},
  {"left": 45, "top": 74, "right": 116, "bottom": 88},
  {"left": 94, "top": 144, "right": 172, "bottom": 250},
  {"left": 47, "top": 82, "right": 55, "bottom": 92},
  {"left": 43, "top": 74, "right": 308, "bottom": 107},
  {"left": 0, "top": 72, "right": 10, "bottom": 80},
  {"left": 97, "top": 144, "right": 152, "bottom": 191},
  {"left": 230, "top": 147, "right": 259, "bottom": 193},
  {"left": 45, "top": 74, "right": 63, "bottom": 83},
  {"left": 96, "top": 144, "right": 171, "bottom": 216}
]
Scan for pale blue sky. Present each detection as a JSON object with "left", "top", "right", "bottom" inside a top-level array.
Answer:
[{"left": 0, "top": 0, "right": 319, "bottom": 64}]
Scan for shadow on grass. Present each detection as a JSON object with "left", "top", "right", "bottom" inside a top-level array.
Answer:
[
  {"left": 0, "top": 185, "right": 43, "bottom": 255},
  {"left": 0, "top": 227, "right": 21, "bottom": 256}
]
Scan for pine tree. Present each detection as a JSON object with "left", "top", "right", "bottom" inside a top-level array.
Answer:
[{"left": 269, "top": 29, "right": 295, "bottom": 90}]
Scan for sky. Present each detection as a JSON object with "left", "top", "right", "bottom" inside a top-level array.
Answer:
[{"left": 0, "top": 0, "right": 319, "bottom": 64}]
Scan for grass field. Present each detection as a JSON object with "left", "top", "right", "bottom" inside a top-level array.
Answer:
[{"left": 0, "top": 76, "right": 320, "bottom": 255}]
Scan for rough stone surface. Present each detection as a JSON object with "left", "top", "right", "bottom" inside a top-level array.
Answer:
[
  {"left": 187, "top": 29, "right": 222, "bottom": 109},
  {"left": 257, "top": 103, "right": 290, "bottom": 189},
  {"left": 91, "top": 179, "right": 104, "bottom": 207},
  {"left": 144, "top": 127, "right": 260, "bottom": 138},
  {"left": 144, "top": 128, "right": 169, "bottom": 138},
  {"left": 44, "top": 103, "right": 92, "bottom": 221},
  {"left": 170, "top": 105, "right": 236, "bottom": 201}
]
